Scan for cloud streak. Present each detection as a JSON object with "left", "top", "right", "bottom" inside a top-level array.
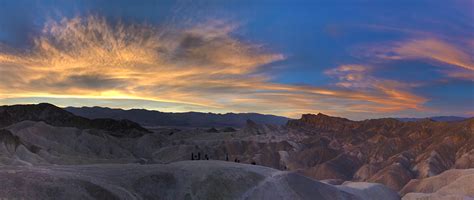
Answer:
[
  {"left": 0, "top": 16, "right": 428, "bottom": 118},
  {"left": 364, "top": 38, "right": 474, "bottom": 80},
  {"left": 394, "top": 39, "right": 473, "bottom": 71},
  {"left": 325, "top": 65, "right": 427, "bottom": 111}
]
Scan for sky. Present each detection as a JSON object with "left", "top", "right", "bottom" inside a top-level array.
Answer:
[{"left": 0, "top": 0, "right": 473, "bottom": 119}]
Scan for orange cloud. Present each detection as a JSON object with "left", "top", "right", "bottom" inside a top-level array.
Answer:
[
  {"left": 394, "top": 38, "right": 473, "bottom": 71},
  {"left": 0, "top": 16, "right": 428, "bottom": 119},
  {"left": 325, "top": 65, "right": 426, "bottom": 110},
  {"left": 367, "top": 38, "right": 474, "bottom": 80}
]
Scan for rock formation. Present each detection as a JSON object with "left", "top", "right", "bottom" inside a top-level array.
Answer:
[
  {"left": 0, "top": 104, "right": 472, "bottom": 199},
  {"left": 285, "top": 113, "right": 473, "bottom": 191}
]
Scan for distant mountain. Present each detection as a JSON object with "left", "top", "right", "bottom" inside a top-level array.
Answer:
[
  {"left": 0, "top": 103, "right": 150, "bottom": 137},
  {"left": 396, "top": 116, "right": 467, "bottom": 122},
  {"left": 65, "top": 106, "right": 290, "bottom": 127}
]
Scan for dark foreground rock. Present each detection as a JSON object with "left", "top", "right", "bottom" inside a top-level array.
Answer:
[{"left": 0, "top": 161, "right": 399, "bottom": 200}]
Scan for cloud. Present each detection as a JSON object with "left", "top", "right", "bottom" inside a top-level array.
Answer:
[
  {"left": 325, "top": 65, "right": 427, "bottom": 111},
  {"left": 0, "top": 15, "right": 428, "bottom": 119},
  {"left": 362, "top": 38, "right": 474, "bottom": 81},
  {"left": 393, "top": 39, "right": 473, "bottom": 71}
]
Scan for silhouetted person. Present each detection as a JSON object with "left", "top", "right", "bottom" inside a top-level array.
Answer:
[
  {"left": 205, "top": 154, "right": 209, "bottom": 160},
  {"left": 197, "top": 152, "right": 201, "bottom": 160},
  {"left": 191, "top": 153, "right": 194, "bottom": 160},
  {"left": 225, "top": 153, "right": 229, "bottom": 161}
]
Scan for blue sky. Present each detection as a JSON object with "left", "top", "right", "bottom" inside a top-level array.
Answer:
[{"left": 0, "top": 0, "right": 472, "bottom": 119}]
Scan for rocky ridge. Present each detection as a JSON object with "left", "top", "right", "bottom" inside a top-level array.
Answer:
[{"left": 286, "top": 113, "right": 474, "bottom": 191}]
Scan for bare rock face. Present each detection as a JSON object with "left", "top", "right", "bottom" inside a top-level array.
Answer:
[
  {"left": 243, "top": 119, "right": 267, "bottom": 135},
  {"left": 301, "top": 154, "right": 362, "bottom": 180},
  {"left": 1, "top": 121, "right": 137, "bottom": 165},
  {"left": 455, "top": 149, "right": 474, "bottom": 169},
  {"left": 0, "top": 129, "right": 21, "bottom": 153},
  {"left": 0, "top": 128, "right": 50, "bottom": 166},
  {"left": 368, "top": 163, "right": 414, "bottom": 191},
  {"left": 415, "top": 150, "right": 456, "bottom": 178},
  {"left": 353, "top": 164, "right": 382, "bottom": 181},
  {"left": 400, "top": 169, "right": 474, "bottom": 200},
  {"left": 287, "top": 113, "right": 354, "bottom": 133},
  {"left": 0, "top": 161, "right": 399, "bottom": 200},
  {"left": 286, "top": 113, "right": 473, "bottom": 191}
]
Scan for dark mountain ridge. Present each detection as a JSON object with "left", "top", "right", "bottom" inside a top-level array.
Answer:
[
  {"left": 396, "top": 116, "right": 467, "bottom": 122},
  {"left": 65, "top": 106, "right": 290, "bottom": 127},
  {"left": 0, "top": 103, "right": 150, "bottom": 137}
]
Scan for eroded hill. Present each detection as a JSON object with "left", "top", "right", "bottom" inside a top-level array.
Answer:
[{"left": 0, "top": 104, "right": 472, "bottom": 199}]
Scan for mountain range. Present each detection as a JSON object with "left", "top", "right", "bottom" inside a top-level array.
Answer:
[
  {"left": 65, "top": 106, "right": 469, "bottom": 128},
  {"left": 65, "top": 106, "right": 290, "bottom": 127},
  {"left": 1, "top": 103, "right": 149, "bottom": 137},
  {"left": 395, "top": 116, "right": 468, "bottom": 122},
  {"left": 0, "top": 103, "right": 472, "bottom": 199}
]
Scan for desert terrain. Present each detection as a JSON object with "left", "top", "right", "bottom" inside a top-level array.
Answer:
[{"left": 0, "top": 103, "right": 472, "bottom": 199}]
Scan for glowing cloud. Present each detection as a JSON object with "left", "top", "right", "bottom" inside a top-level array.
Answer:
[
  {"left": 0, "top": 16, "right": 428, "bottom": 118},
  {"left": 325, "top": 65, "right": 427, "bottom": 111},
  {"left": 393, "top": 39, "right": 473, "bottom": 71},
  {"left": 365, "top": 38, "right": 474, "bottom": 80}
]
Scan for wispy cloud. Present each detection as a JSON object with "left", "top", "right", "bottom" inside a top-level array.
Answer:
[
  {"left": 325, "top": 64, "right": 427, "bottom": 112},
  {"left": 393, "top": 39, "right": 473, "bottom": 71},
  {"left": 361, "top": 38, "right": 474, "bottom": 80},
  {"left": 0, "top": 16, "right": 429, "bottom": 118}
]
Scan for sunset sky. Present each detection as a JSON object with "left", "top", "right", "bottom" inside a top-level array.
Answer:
[{"left": 0, "top": 0, "right": 472, "bottom": 119}]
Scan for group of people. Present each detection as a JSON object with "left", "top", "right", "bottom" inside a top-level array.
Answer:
[
  {"left": 190, "top": 152, "right": 256, "bottom": 165},
  {"left": 191, "top": 152, "right": 209, "bottom": 160}
]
